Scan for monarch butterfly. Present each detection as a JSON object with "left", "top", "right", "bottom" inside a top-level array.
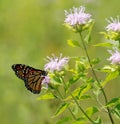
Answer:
[{"left": 12, "top": 64, "right": 48, "bottom": 94}]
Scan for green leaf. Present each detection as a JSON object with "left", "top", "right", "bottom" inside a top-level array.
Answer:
[
  {"left": 84, "top": 32, "right": 91, "bottom": 43},
  {"left": 106, "top": 98, "right": 120, "bottom": 119},
  {"left": 72, "top": 120, "right": 85, "bottom": 124},
  {"left": 101, "top": 70, "right": 119, "bottom": 87},
  {"left": 71, "top": 103, "right": 78, "bottom": 115},
  {"left": 94, "top": 42, "right": 112, "bottom": 47},
  {"left": 75, "top": 61, "right": 86, "bottom": 72},
  {"left": 67, "top": 40, "right": 80, "bottom": 47},
  {"left": 56, "top": 117, "right": 72, "bottom": 124},
  {"left": 77, "top": 84, "right": 91, "bottom": 99},
  {"left": 106, "top": 97, "right": 120, "bottom": 107},
  {"left": 68, "top": 75, "right": 81, "bottom": 85},
  {"left": 85, "top": 106, "right": 99, "bottom": 117},
  {"left": 112, "top": 104, "right": 120, "bottom": 119},
  {"left": 84, "top": 21, "right": 94, "bottom": 43},
  {"left": 72, "top": 117, "right": 86, "bottom": 124},
  {"left": 65, "top": 84, "right": 91, "bottom": 101},
  {"left": 94, "top": 116, "right": 102, "bottom": 124},
  {"left": 80, "top": 95, "right": 91, "bottom": 100},
  {"left": 37, "top": 93, "right": 56, "bottom": 100},
  {"left": 49, "top": 75, "right": 63, "bottom": 88},
  {"left": 52, "top": 103, "right": 70, "bottom": 118},
  {"left": 52, "top": 75, "right": 62, "bottom": 84},
  {"left": 99, "top": 65, "right": 117, "bottom": 73},
  {"left": 63, "top": 23, "right": 76, "bottom": 32},
  {"left": 91, "top": 58, "right": 100, "bottom": 65}
]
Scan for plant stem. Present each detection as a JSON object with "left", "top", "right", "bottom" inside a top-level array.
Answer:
[
  {"left": 56, "top": 88, "right": 77, "bottom": 120},
  {"left": 61, "top": 77, "right": 95, "bottom": 123},
  {"left": 70, "top": 93, "right": 95, "bottom": 123},
  {"left": 79, "top": 32, "right": 114, "bottom": 124}
]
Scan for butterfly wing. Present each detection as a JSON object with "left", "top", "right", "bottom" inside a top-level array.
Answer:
[{"left": 12, "top": 64, "right": 47, "bottom": 94}]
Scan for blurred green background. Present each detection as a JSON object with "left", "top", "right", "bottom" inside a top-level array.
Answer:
[{"left": 1, "top": 0, "right": 120, "bottom": 124}]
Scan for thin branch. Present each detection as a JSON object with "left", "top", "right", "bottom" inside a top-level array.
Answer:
[
  {"left": 61, "top": 77, "right": 95, "bottom": 123},
  {"left": 79, "top": 32, "right": 114, "bottom": 124},
  {"left": 56, "top": 88, "right": 77, "bottom": 120}
]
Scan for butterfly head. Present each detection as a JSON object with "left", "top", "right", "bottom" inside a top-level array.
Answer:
[{"left": 42, "top": 71, "right": 48, "bottom": 76}]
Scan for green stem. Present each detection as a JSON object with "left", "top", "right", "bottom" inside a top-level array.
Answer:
[
  {"left": 56, "top": 88, "right": 77, "bottom": 120},
  {"left": 79, "top": 32, "right": 114, "bottom": 124},
  {"left": 61, "top": 77, "right": 95, "bottom": 123},
  {"left": 70, "top": 93, "right": 95, "bottom": 123}
]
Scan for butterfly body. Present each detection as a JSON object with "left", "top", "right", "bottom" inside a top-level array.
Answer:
[{"left": 12, "top": 64, "right": 47, "bottom": 94}]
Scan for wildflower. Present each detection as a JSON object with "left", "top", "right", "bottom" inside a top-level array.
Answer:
[
  {"left": 44, "top": 54, "right": 69, "bottom": 72},
  {"left": 105, "top": 16, "right": 120, "bottom": 32},
  {"left": 42, "top": 76, "right": 50, "bottom": 88},
  {"left": 108, "top": 50, "right": 120, "bottom": 64},
  {"left": 104, "top": 16, "right": 120, "bottom": 41},
  {"left": 64, "top": 6, "right": 92, "bottom": 27}
]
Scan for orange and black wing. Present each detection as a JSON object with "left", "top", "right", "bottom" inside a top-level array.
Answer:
[{"left": 12, "top": 64, "right": 47, "bottom": 94}]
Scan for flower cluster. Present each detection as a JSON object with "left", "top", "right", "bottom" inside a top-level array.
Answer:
[
  {"left": 42, "top": 76, "right": 50, "bottom": 88},
  {"left": 105, "top": 16, "right": 120, "bottom": 32},
  {"left": 44, "top": 54, "right": 69, "bottom": 72},
  {"left": 64, "top": 6, "right": 92, "bottom": 27},
  {"left": 104, "top": 16, "right": 120, "bottom": 41},
  {"left": 108, "top": 50, "right": 120, "bottom": 64}
]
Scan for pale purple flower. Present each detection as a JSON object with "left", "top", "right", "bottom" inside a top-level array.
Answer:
[
  {"left": 108, "top": 50, "right": 120, "bottom": 64},
  {"left": 42, "top": 76, "right": 50, "bottom": 88},
  {"left": 105, "top": 16, "right": 120, "bottom": 32},
  {"left": 64, "top": 6, "right": 92, "bottom": 26},
  {"left": 44, "top": 54, "right": 69, "bottom": 72}
]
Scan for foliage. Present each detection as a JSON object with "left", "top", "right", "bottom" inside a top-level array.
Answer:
[
  {"left": 1, "top": 1, "right": 120, "bottom": 124},
  {"left": 37, "top": 6, "right": 120, "bottom": 124}
]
